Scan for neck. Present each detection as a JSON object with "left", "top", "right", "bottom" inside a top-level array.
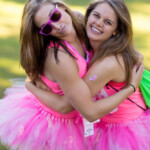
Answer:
[
  {"left": 90, "top": 40, "right": 102, "bottom": 53},
  {"left": 63, "top": 28, "right": 79, "bottom": 45},
  {"left": 67, "top": 36, "right": 80, "bottom": 46},
  {"left": 67, "top": 33, "right": 83, "bottom": 50},
  {"left": 66, "top": 33, "right": 84, "bottom": 57}
]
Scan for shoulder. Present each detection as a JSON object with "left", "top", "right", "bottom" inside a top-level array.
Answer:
[
  {"left": 92, "top": 55, "right": 120, "bottom": 73},
  {"left": 87, "top": 55, "right": 126, "bottom": 82},
  {"left": 45, "top": 46, "right": 79, "bottom": 79},
  {"left": 46, "top": 46, "right": 74, "bottom": 64}
]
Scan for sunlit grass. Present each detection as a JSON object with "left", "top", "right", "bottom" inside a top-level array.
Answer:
[
  {"left": 0, "top": 1, "right": 25, "bottom": 99},
  {"left": 0, "top": 58, "right": 25, "bottom": 74},
  {"left": 132, "top": 14, "right": 150, "bottom": 32},
  {"left": 70, "top": 5, "right": 86, "bottom": 14},
  {"left": 0, "top": 1, "right": 23, "bottom": 37}
]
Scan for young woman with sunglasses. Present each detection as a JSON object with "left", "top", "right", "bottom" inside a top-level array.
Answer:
[{"left": 0, "top": 0, "right": 144, "bottom": 149}]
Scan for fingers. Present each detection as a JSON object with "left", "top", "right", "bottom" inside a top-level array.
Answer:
[
  {"left": 136, "top": 63, "right": 144, "bottom": 79},
  {"left": 25, "top": 77, "right": 32, "bottom": 82},
  {"left": 131, "top": 63, "right": 145, "bottom": 89},
  {"left": 35, "top": 79, "right": 51, "bottom": 91},
  {"left": 25, "top": 80, "right": 35, "bottom": 91},
  {"left": 36, "top": 84, "right": 51, "bottom": 91}
]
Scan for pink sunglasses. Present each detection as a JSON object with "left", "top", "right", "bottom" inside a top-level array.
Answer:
[{"left": 39, "top": 4, "right": 62, "bottom": 35}]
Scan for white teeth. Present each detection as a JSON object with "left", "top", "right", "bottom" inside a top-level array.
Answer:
[{"left": 91, "top": 26, "right": 101, "bottom": 33}]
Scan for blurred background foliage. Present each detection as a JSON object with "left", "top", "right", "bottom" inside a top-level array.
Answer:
[
  {"left": 0, "top": 0, "right": 150, "bottom": 96},
  {"left": 0, "top": 0, "right": 150, "bottom": 149}
]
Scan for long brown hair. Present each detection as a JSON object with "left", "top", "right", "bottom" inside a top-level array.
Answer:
[
  {"left": 20, "top": 0, "right": 88, "bottom": 81},
  {"left": 85, "top": 0, "right": 139, "bottom": 85}
]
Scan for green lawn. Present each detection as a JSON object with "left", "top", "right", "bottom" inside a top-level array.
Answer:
[{"left": 0, "top": 0, "right": 150, "bottom": 148}]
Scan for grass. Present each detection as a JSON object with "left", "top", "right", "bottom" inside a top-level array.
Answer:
[{"left": 0, "top": 0, "right": 150, "bottom": 147}]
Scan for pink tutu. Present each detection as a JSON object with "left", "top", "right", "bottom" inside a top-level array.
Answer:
[
  {"left": 88, "top": 80, "right": 150, "bottom": 150},
  {"left": 0, "top": 41, "right": 91, "bottom": 150},
  {"left": 0, "top": 83, "right": 86, "bottom": 150},
  {"left": 89, "top": 110, "right": 150, "bottom": 150}
]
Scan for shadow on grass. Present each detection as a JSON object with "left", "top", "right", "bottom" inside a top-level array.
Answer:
[
  {"left": 125, "top": 0, "right": 150, "bottom": 4},
  {"left": 2, "top": 0, "right": 91, "bottom": 6},
  {"left": 65, "top": 0, "right": 91, "bottom": 6},
  {"left": 2, "top": 0, "right": 26, "bottom": 4},
  {"left": 66, "top": 0, "right": 150, "bottom": 7},
  {"left": 0, "top": 66, "right": 25, "bottom": 80},
  {"left": 0, "top": 67, "right": 26, "bottom": 98},
  {"left": 2, "top": 0, "right": 150, "bottom": 7},
  {"left": 0, "top": 36, "right": 20, "bottom": 61},
  {"left": 0, "top": 144, "right": 8, "bottom": 150},
  {"left": 0, "top": 36, "right": 26, "bottom": 98}
]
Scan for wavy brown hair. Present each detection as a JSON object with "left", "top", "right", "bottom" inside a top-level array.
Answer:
[
  {"left": 85, "top": 0, "right": 140, "bottom": 85},
  {"left": 20, "top": 0, "right": 88, "bottom": 81}
]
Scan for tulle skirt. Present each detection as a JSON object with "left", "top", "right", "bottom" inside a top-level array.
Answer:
[
  {"left": 89, "top": 109, "right": 150, "bottom": 150},
  {"left": 0, "top": 80, "right": 86, "bottom": 150},
  {"left": 1, "top": 79, "right": 150, "bottom": 150}
]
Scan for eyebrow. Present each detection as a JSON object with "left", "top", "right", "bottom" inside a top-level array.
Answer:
[
  {"left": 40, "top": 8, "right": 55, "bottom": 28},
  {"left": 48, "top": 8, "right": 55, "bottom": 17},
  {"left": 93, "top": 10, "right": 115, "bottom": 24}
]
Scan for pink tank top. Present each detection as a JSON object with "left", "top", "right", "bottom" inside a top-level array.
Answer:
[
  {"left": 94, "top": 81, "right": 146, "bottom": 123},
  {"left": 39, "top": 41, "right": 92, "bottom": 118}
]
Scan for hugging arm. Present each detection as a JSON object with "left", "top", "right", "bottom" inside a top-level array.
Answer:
[{"left": 26, "top": 50, "right": 144, "bottom": 122}]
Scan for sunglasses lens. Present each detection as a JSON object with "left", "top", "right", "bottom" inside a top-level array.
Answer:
[
  {"left": 51, "top": 11, "right": 61, "bottom": 21},
  {"left": 42, "top": 24, "right": 52, "bottom": 34}
]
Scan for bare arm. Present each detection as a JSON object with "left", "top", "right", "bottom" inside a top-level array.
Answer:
[
  {"left": 26, "top": 51, "right": 144, "bottom": 122},
  {"left": 26, "top": 79, "right": 75, "bottom": 113}
]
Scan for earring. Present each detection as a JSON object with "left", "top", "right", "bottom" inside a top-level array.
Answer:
[{"left": 113, "top": 33, "right": 116, "bottom": 36}]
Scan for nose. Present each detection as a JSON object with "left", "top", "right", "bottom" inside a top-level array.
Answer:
[
  {"left": 96, "top": 18, "right": 104, "bottom": 27},
  {"left": 51, "top": 22, "right": 60, "bottom": 30}
]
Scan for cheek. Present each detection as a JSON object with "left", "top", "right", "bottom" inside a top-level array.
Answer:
[
  {"left": 33, "top": 16, "right": 40, "bottom": 28},
  {"left": 86, "top": 16, "right": 93, "bottom": 26},
  {"left": 62, "top": 12, "right": 71, "bottom": 23},
  {"left": 86, "top": 20, "right": 91, "bottom": 31},
  {"left": 105, "top": 27, "right": 115, "bottom": 34},
  {"left": 86, "top": 25, "right": 91, "bottom": 37}
]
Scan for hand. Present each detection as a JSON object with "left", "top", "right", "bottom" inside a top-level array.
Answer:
[
  {"left": 136, "top": 52, "right": 143, "bottom": 66},
  {"left": 25, "top": 77, "right": 36, "bottom": 92},
  {"left": 34, "top": 76, "right": 51, "bottom": 91},
  {"left": 134, "top": 48, "right": 143, "bottom": 66},
  {"left": 131, "top": 63, "right": 144, "bottom": 89}
]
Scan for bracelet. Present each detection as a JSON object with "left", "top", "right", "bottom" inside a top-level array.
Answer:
[{"left": 129, "top": 84, "right": 136, "bottom": 92}]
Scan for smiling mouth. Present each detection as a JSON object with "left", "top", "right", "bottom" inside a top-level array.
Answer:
[
  {"left": 91, "top": 26, "right": 103, "bottom": 34},
  {"left": 59, "top": 25, "right": 65, "bottom": 34}
]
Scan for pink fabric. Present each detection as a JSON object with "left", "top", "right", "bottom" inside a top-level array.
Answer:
[
  {"left": 89, "top": 109, "right": 150, "bottom": 150},
  {"left": 41, "top": 41, "right": 90, "bottom": 93},
  {"left": 87, "top": 81, "right": 150, "bottom": 150},
  {"left": 100, "top": 81, "right": 146, "bottom": 123},
  {"left": 0, "top": 89, "right": 85, "bottom": 150},
  {"left": 0, "top": 41, "right": 91, "bottom": 150},
  {"left": 40, "top": 41, "right": 90, "bottom": 118}
]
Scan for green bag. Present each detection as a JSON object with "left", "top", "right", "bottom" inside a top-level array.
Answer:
[{"left": 140, "top": 69, "right": 150, "bottom": 108}]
